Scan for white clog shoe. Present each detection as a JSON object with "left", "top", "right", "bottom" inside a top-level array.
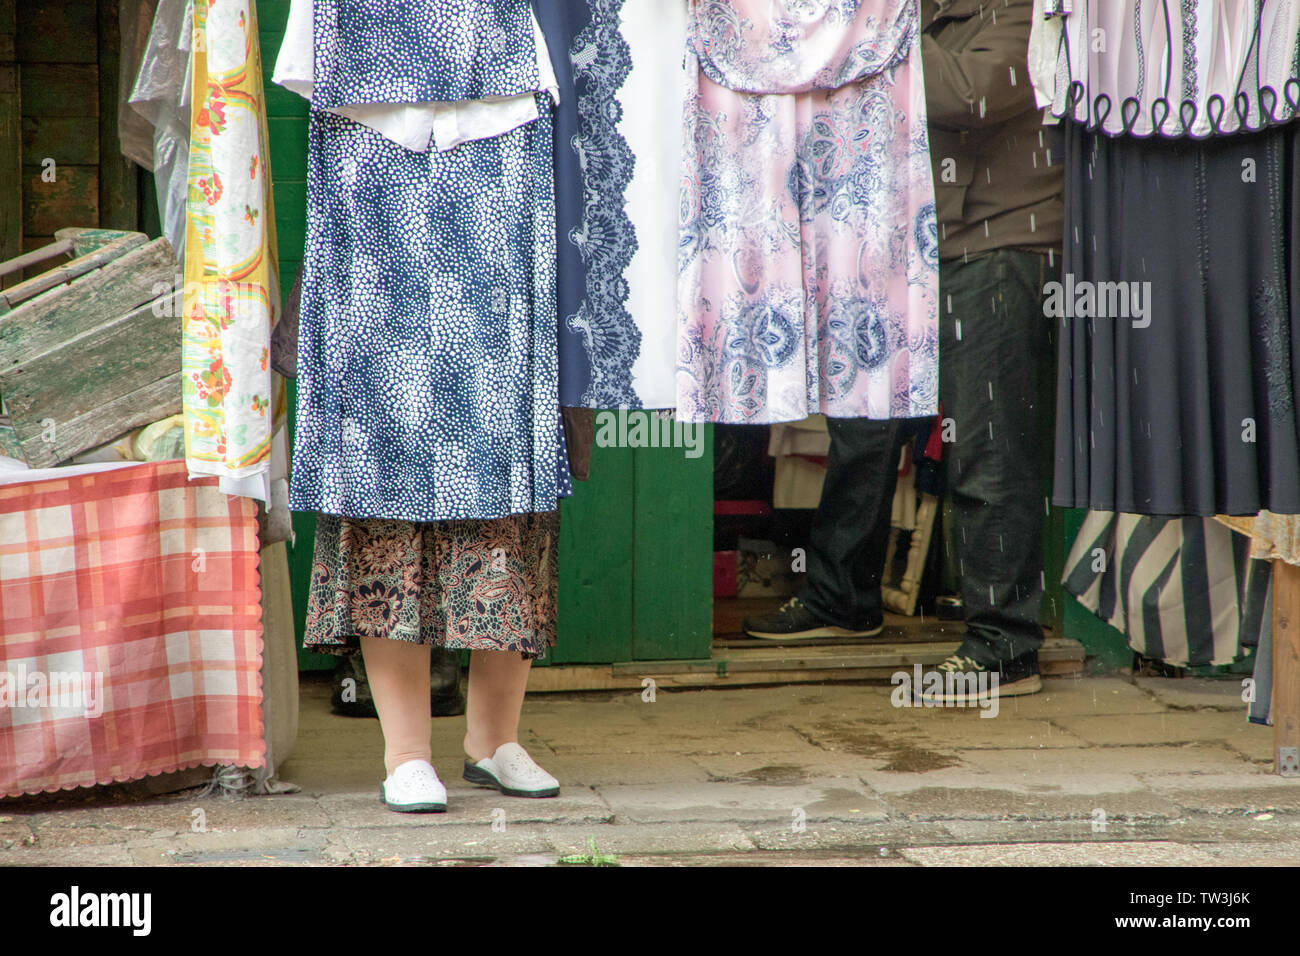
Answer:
[
  {"left": 463, "top": 742, "right": 559, "bottom": 798},
  {"left": 381, "top": 759, "right": 447, "bottom": 813}
]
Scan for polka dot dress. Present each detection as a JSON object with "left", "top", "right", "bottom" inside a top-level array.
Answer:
[{"left": 291, "top": 0, "right": 568, "bottom": 522}]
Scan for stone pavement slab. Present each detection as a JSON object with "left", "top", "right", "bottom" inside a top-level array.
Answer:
[
  {"left": 540, "top": 752, "right": 711, "bottom": 787},
  {"left": 543, "top": 823, "right": 757, "bottom": 856},
  {"left": 898, "top": 841, "right": 1222, "bottom": 866},
  {"left": 1142, "top": 775, "right": 1300, "bottom": 813},
  {"left": 870, "top": 777, "right": 1183, "bottom": 821},
  {"left": 1133, "top": 676, "right": 1250, "bottom": 711},
  {"left": 1052, "top": 712, "right": 1261, "bottom": 748},
  {"left": 3, "top": 675, "right": 1298, "bottom": 866},
  {"left": 996, "top": 677, "right": 1169, "bottom": 716},
  {"left": 327, "top": 824, "right": 554, "bottom": 865},
  {"left": 599, "top": 780, "right": 886, "bottom": 824},
  {"left": 5, "top": 846, "right": 137, "bottom": 866},
  {"left": 958, "top": 744, "right": 1260, "bottom": 777},
  {"left": 746, "top": 820, "right": 953, "bottom": 852},
  {"left": 688, "top": 749, "right": 891, "bottom": 780}
]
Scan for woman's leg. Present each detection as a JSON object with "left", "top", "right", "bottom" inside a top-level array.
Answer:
[
  {"left": 463, "top": 650, "right": 532, "bottom": 761},
  {"left": 360, "top": 636, "right": 433, "bottom": 776}
]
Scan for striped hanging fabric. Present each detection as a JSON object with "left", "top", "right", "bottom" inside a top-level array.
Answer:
[{"left": 1063, "top": 511, "right": 1273, "bottom": 668}]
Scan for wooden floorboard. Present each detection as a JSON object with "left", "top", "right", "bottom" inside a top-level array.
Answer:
[{"left": 528, "top": 636, "right": 1085, "bottom": 693}]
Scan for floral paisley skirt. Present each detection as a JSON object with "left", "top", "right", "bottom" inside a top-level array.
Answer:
[{"left": 304, "top": 510, "right": 560, "bottom": 660}]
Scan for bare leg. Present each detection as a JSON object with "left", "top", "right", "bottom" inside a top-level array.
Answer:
[
  {"left": 463, "top": 650, "right": 532, "bottom": 762},
  {"left": 360, "top": 636, "right": 432, "bottom": 776}
]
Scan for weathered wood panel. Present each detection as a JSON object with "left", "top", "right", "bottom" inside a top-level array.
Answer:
[
  {"left": 22, "top": 115, "right": 99, "bottom": 165},
  {"left": 0, "top": 421, "right": 21, "bottom": 459},
  {"left": 19, "top": 63, "right": 97, "bottom": 118},
  {"left": 1, "top": 291, "right": 180, "bottom": 466},
  {"left": 0, "top": 0, "right": 19, "bottom": 281},
  {"left": 15, "top": 0, "right": 97, "bottom": 65},
  {"left": 98, "top": 0, "right": 137, "bottom": 231},
  {"left": 0, "top": 230, "right": 143, "bottom": 309},
  {"left": 0, "top": 236, "right": 175, "bottom": 363},
  {"left": 1275, "top": 559, "right": 1300, "bottom": 776},
  {"left": 22, "top": 164, "right": 99, "bottom": 236},
  {"left": 9, "top": 372, "right": 182, "bottom": 467}
]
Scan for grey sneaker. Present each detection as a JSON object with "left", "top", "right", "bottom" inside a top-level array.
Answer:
[
  {"left": 916, "top": 650, "right": 1042, "bottom": 704},
  {"left": 743, "top": 597, "right": 883, "bottom": 640}
]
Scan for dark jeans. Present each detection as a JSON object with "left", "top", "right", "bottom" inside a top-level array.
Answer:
[{"left": 800, "top": 249, "right": 1054, "bottom": 664}]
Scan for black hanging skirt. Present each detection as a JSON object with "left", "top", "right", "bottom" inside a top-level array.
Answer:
[{"left": 1053, "top": 118, "right": 1300, "bottom": 517}]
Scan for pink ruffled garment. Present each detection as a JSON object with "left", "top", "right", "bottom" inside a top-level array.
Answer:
[{"left": 677, "top": 0, "right": 938, "bottom": 425}]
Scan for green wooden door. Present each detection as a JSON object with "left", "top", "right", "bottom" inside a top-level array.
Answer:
[{"left": 547, "top": 423, "right": 715, "bottom": 665}]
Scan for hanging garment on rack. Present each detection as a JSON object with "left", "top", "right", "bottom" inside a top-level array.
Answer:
[
  {"left": 677, "top": 0, "right": 939, "bottom": 425},
  {"left": 184, "top": 0, "right": 289, "bottom": 507},
  {"left": 531, "top": 0, "right": 689, "bottom": 410},
  {"left": 1041, "top": 0, "right": 1300, "bottom": 138},
  {"left": 1063, "top": 510, "right": 1273, "bottom": 667},
  {"left": 276, "top": 0, "right": 572, "bottom": 522},
  {"left": 1053, "top": 118, "right": 1300, "bottom": 516}
]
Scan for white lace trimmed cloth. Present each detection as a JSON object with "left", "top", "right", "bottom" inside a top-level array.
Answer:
[{"left": 1031, "top": 0, "right": 1300, "bottom": 137}]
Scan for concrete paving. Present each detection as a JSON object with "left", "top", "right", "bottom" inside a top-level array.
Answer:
[{"left": 2, "top": 674, "right": 1299, "bottom": 866}]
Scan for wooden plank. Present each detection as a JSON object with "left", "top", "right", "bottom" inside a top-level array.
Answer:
[
  {"left": 21, "top": 115, "right": 98, "bottom": 165},
  {"left": 0, "top": 419, "right": 22, "bottom": 458},
  {"left": 98, "top": 0, "right": 138, "bottom": 231},
  {"left": 1273, "top": 558, "right": 1300, "bottom": 776},
  {"left": 0, "top": 235, "right": 174, "bottom": 363},
  {"left": 718, "top": 628, "right": 966, "bottom": 649},
  {"left": 56, "top": 225, "right": 140, "bottom": 255},
  {"left": 0, "top": 237, "right": 71, "bottom": 279},
  {"left": 632, "top": 418, "right": 715, "bottom": 660},
  {"left": 8, "top": 371, "right": 182, "bottom": 467},
  {"left": 610, "top": 635, "right": 1085, "bottom": 676},
  {"left": 22, "top": 165, "right": 99, "bottom": 236},
  {"left": 0, "top": 0, "right": 19, "bottom": 282},
  {"left": 1, "top": 292, "right": 181, "bottom": 438},
  {"left": 551, "top": 440, "right": 636, "bottom": 665},
  {"left": 18, "top": 235, "right": 56, "bottom": 255},
  {"left": 527, "top": 647, "right": 1086, "bottom": 693},
  {"left": 15, "top": 0, "right": 97, "bottom": 64},
  {"left": 18, "top": 64, "right": 96, "bottom": 118},
  {"left": 0, "top": 231, "right": 144, "bottom": 308}
]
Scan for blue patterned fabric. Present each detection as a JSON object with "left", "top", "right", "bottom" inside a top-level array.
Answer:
[
  {"left": 535, "top": 0, "right": 678, "bottom": 410},
  {"left": 530, "top": 0, "right": 595, "bottom": 406},
  {"left": 291, "top": 1, "right": 568, "bottom": 522},
  {"left": 313, "top": 0, "right": 542, "bottom": 110},
  {"left": 566, "top": 0, "right": 643, "bottom": 409}
]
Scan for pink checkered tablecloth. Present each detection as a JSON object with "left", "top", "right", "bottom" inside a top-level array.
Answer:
[{"left": 0, "top": 460, "right": 264, "bottom": 797}]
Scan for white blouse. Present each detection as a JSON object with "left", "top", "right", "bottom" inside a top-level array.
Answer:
[
  {"left": 272, "top": 0, "right": 559, "bottom": 152},
  {"left": 1037, "top": 0, "right": 1300, "bottom": 137}
]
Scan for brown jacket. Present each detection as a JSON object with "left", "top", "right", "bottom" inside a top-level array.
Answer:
[{"left": 922, "top": 0, "right": 1063, "bottom": 260}]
